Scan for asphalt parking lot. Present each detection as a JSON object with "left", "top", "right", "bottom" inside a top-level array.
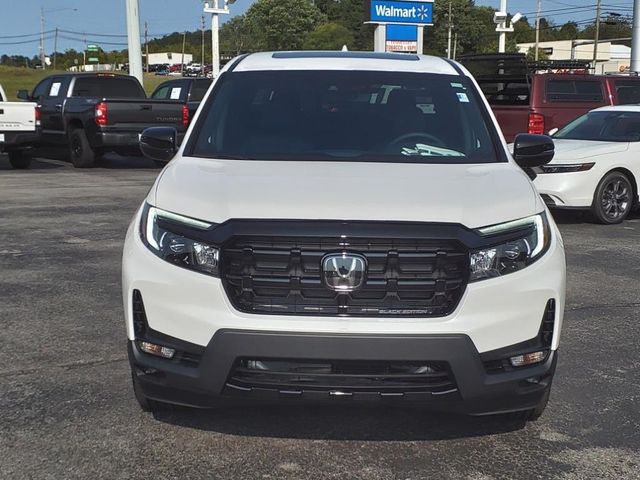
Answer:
[{"left": 1, "top": 154, "right": 639, "bottom": 480}]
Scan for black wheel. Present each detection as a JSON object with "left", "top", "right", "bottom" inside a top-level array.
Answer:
[
  {"left": 8, "top": 151, "right": 31, "bottom": 169},
  {"left": 131, "top": 370, "right": 167, "bottom": 413},
  {"left": 591, "top": 172, "right": 634, "bottom": 224},
  {"left": 68, "top": 128, "right": 95, "bottom": 168}
]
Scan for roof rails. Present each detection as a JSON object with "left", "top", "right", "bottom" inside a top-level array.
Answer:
[
  {"left": 272, "top": 51, "right": 420, "bottom": 61},
  {"left": 459, "top": 53, "right": 591, "bottom": 78}
]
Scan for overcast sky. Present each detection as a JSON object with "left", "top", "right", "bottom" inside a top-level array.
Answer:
[{"left": 0, "top": 0, "right": 623, "bottom": 58}]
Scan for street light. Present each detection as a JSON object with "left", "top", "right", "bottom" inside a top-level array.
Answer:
[
  {"left": 40, "top": 7, "right": 78, "bottom": 69},
  {"left": 494, "top": 0, "right": 522, "bottom": 53}
]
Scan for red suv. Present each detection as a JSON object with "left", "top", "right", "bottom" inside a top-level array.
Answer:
[{"left": 461, "top": 54, "right": 640, "bottom": 142}]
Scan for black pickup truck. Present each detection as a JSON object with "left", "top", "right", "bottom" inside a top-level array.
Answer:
[
  {"left": 17, "top": 73, "right": 188, "bottom": 167},
  {"left": 149, "top": 78, "right": 212, "bottom": 119}
]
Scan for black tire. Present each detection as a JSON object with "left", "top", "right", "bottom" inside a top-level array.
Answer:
[
  {"left": 591, "top": 171, "right": 634, "bottom": 224},
  {"left": 131, "top": 370, "right": 168, "bottom": 413},
  {"left": 8, "top": 151, "right": 31, "bottom": 169},
  {"left": 68, "top": 128, "right": 95, "bottom": 168}
]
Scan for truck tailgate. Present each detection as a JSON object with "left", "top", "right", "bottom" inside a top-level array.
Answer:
[
  {"left": 102, "top": 99, "right": 184, "bottom": 130},
  {"left": 491, "top": 105, "right": 529, "bottom": 143},
  {"left": 0, "top": 102, "right": 36, "bottom": 134}
]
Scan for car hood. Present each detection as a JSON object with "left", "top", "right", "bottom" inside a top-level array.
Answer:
[
  {"left": 550, "top": 139, "right": 629, "bottom": 162},
  {"left": 152, "top": 157, "right": 542, "bottom": 229}
]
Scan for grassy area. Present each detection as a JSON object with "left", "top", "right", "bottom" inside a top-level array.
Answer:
[{"left": 0, "top": 66, "right": 170, "bottom": 100}]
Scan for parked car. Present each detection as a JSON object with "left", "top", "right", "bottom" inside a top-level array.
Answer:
[
  {"left": 460, "top": 54, "right": 640, "bottom": 142},
  {"left": 150, "top": 77, "right": 212, "bottom": 118},
  {"left": 124, "top": 51, "right": 566, "bottom": 421},
  {"left": 17, "top": 73, "right": 189, "bottom": 167},
  {"left": 533, "top": 105, "right": 640, "bottom": 224},
  {"left": 0, "top": 83, "right": 38, "bottom": 168}
]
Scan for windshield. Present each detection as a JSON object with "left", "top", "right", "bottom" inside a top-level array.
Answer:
[
  {"left": 189, "top": 71, "right": 501, "bottom": 163},
  {"left": 555, "top": 110, "right": 640, "bottom": 142}
]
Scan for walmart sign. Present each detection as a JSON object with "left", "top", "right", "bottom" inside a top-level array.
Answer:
[{"left": 370, "top": 0, "right": 433, "bottom": 25}]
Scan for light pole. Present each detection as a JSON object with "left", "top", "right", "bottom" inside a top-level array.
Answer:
[
  {"left": 40, "top": 7, "right": 78, "bottom": 69},
  {"left": 125, "top": 0, "right": 144, "bottom": 85},
  {"left": 204, "top": 0, "right": 230, "bottom": 77},
  {"left": 494, "top": 0, "right": 522, "bottom": 53},
  {"left": 633, "top": 0, "right": 640, "bottom": 73}
]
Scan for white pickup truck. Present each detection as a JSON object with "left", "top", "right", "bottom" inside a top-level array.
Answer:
[{"left": 0, "top": 84, "right": 38, "bottom": 168}]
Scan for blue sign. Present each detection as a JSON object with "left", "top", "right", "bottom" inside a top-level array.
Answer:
[
  {"left": 386, "top": 24, "right": 418, "bottom": 41},
  {"left": 370, "top": 0, "right": 433, "bottom": 25}
]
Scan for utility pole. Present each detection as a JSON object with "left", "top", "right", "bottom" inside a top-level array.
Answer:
[
  {"left": 40, "top": 7, "right": 46, "bottom": 69},
  {"left": 53, "top": 28, "right": 58, "bottom": 70},
  {"left": 453, "top": 32, "right": 458, "bottom": 60},
  {"left": 144, "top": 21, "right": 149, "bottom": 73},
  {"left": 201, "top": 14, "right": 206, "bottom": 76},
  {"left": 181, "top": 31, "right": 186, "bottom": 76},
  {"left": 125, "top": 0, "right": 144, "bottom": 85},
  {"left": 447, "top": 0, "right": 453, "bottom": 59},
  {"left": 631, "top": 0, "right": 639, "bottom": 73},
  {"left": 593, "top": 0, "right": 602, "bottom": 73},
  {"left": 535, "top": 0, "right": 542, "bottom": 61}
]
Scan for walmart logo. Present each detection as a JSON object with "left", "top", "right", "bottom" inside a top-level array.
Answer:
[
  {"left": 417, "top": 5, "right": 429, "bottom": 20},
  {"left": 370, "top": 1, "right": 432, "bottom": 24}
]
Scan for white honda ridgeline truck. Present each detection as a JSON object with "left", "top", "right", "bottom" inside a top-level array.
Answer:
[{"left": 123, "top": 51, "right": 566, "bottom": 421}]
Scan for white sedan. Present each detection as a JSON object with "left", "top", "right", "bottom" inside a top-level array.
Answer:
[{"left": 533, "top": 105, "right": 640, "bottom": 224}]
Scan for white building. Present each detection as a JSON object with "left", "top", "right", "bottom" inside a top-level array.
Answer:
[
  {"left": 144, "top": 52, "right": 193, "bottom": 66},
  {"left": 516, "top": 40, "right": 631, "bottom": 74}
]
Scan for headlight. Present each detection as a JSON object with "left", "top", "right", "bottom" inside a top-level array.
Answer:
[
  {"left": 469, "top": 212, "right": 551, "bottom": 282},
  {"left": 139, "top": 203, "right": 220, "bottom": 276},
  {"left": 538, "top": 163, "right": 594, "bottom": 174}
]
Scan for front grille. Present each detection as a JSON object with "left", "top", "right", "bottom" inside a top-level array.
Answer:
[
  {"left": 226, "top": 358, "right": 457, "bottom": 394},
  {"left": 221, "top": 236, "right": 468, "bottom": 317}
]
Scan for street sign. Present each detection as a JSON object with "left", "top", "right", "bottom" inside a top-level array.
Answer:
[
  {"left": 386, "top": 24, "right": 418, "bottom": 52},
  {"left": 370, "top": 0, "right": 433, "bottom": 25},
  {"left": 87, "top": 44, "right": 99, "bottom": 52},
  {"left": 88, "top": 57, "right": 99, "bottom": 63}
]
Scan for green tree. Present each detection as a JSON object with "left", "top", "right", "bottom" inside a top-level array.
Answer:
[
  {"left": 244, "top": 0, "right": 326, "bottom": 51},
  {"left": 220, "top": 15, "right": 252, "bottom": 55},
  {"left": 303, "top": 22, "right": 354, "bottom": 50}
]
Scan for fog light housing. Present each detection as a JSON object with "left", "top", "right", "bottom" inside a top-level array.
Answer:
[
  {"left": 139, "top": 341, "right": 175, "bottom": 359},
  {"left": 509, "top": 350, "right": 547, "bottom": 367}
]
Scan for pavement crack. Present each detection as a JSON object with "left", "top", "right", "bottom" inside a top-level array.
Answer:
[{"left": 0, "top": 355, "right": 127, "bottom": 378}]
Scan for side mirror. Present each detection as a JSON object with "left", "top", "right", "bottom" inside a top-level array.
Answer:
[
  {"left": 140, "top": 127, "right": 177, "bottom": 163},
  {"left": 513, "top": 134, "right": 554, "bottom": 169},
  {"left": 547, "top": 127, "right": 559, "bottom": 136},
  {"left": 16, "top": 90, "right": 30, "bottom": 101}
]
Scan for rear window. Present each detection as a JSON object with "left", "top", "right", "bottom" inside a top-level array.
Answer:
[
  {"left": 189, "top": 81, "right": 211, "bottom": 102},
  {"left": 546, "top": 79, "right": 604, "bottom": 102},
  {"left": 189, "top": 70, "right": 501, "bottom": 164},
  {"left": 72, "top": 76, "right": 145, "bottom": 98},
  {"left": 615, "top": 80, "right": 640, "bottom": 104},
  {"left": 478, "top": 81, "right": 530, "bottom": 106}
]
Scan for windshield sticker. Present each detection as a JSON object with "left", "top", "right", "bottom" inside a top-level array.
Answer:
[
  {"left": 170, "top": 87, "right": 182, "bottom": 100},
  {"left": 450, "top": 82, "right": 465, "bottom": 89},
  {"left": 456, "top": 92, "right": 470, "bottom": 103}
]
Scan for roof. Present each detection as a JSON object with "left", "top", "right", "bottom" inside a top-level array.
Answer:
[
  {"left": 593, "top": 104, "right": 640, "bottom": 113},
  {"left": 232, "top": 51, "right": 461, "bottom": 76}
]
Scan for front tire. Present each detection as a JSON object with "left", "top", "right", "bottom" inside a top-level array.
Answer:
[
  {"left": 591, "top": 172, "right": 633, "bottom": 224},
  {"left": 8, "top": 151, "right": 31, "bottom": 169},
  {"left": 68, "top": 128, "right": 95, "bottom": 168}
]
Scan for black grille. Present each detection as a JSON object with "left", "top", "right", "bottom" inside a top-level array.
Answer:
[
  {"left": 221, "top": 236, "right": 468, "bottom": 317},
  {"left": 226, "top": 358, "right": 457, "bottom": 394}
]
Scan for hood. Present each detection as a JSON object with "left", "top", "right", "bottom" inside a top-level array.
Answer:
[
  {"left": 551, "top": 139, "right": 629, "bottom": 162},
  {"left": 152, "top": 157, "right": 541, "bottom": 230}
]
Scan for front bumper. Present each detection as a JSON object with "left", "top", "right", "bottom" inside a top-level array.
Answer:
[{"left": 129, "top": 330, "right": 557, "bottom": 414}]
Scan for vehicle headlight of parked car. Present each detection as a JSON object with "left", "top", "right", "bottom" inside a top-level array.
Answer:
[
  {"left": 537, "top": 163, "right": 595, "bottom": 174},
  {"left": 140, "top": 203, "right": 220, "bottom": 276},
  {"left": 470, "top": 212, "right": 551, "bottom": 281}
]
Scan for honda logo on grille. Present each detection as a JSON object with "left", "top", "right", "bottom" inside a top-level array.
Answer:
[{"left": 322, "top": 253, "right": 367, "bottom": 292}]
